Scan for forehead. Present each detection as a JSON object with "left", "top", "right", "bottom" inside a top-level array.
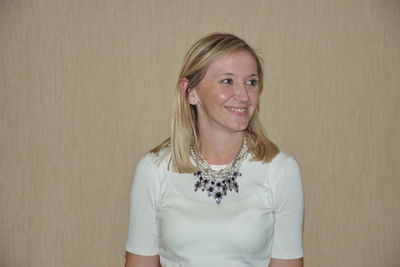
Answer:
[{"left": 205, "top": 50, "right": 258, "bottom": 76}]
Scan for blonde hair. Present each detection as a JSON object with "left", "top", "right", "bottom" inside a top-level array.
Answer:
[{"left": 151, "top": 33, "right": 279, "bottom": 173}]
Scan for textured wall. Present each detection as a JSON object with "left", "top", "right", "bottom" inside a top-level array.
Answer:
[{"left": 1, "top": 1, "right": 399, "bottom": 266}]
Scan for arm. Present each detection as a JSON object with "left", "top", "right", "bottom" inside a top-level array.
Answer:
[
  {"left": 125, "top": 156, "right": 160, "bottom": 265},
  {"left": 269, "top": 257, "right": 303, "bottom": 267},
  {"left": 125, "top": 252, "right": 160, "bottom": 267},
  {"left": 270, "top": 155, "right": 304, "bottom": 265}
]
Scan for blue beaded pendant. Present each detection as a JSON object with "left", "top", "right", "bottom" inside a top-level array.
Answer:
[{"left": 193, "top": 170, "right": 242, "bottom": 204}]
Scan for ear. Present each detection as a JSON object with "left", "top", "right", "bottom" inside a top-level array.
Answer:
[
  {"left": 179, "top": 78, "right": 199, "bottom": 105},
  {"left": 179, "top": 77, "right": 189, "bottom": 95}
]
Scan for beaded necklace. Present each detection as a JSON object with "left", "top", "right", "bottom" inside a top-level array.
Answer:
[{"left": 189, "top": 138, "right": 249, "bottom": 204}]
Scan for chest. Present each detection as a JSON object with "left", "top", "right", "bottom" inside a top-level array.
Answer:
[{"left": 157, "top": 168, "right": 276, "bottom": 255}]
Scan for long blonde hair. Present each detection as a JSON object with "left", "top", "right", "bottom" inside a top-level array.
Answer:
[{"left": 151, "top": 33, "right": 279, "bottom": 173}]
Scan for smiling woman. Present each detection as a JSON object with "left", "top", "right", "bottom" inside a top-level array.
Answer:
[
  {"left": 184, "top": 51, "right": 260, "bottom": 137},
  {"left": 125, "top": 33, "right": 304, "bottom": 267}
]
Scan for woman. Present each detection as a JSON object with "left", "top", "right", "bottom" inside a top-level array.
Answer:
[{"left": 125, "top": 33, "right": 304, "bottom": 267}]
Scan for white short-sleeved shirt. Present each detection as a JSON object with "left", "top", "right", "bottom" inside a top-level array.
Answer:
[{"left": 126, "top": 151, "right": 304, "bottom": 267}]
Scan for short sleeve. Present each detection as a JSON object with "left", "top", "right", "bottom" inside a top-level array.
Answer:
[
  {"left": 270, "top": 154, "right": 304, "bottom": 259},
  {"left": 125, "top": 155, "right": 160, "bottom": 255}
]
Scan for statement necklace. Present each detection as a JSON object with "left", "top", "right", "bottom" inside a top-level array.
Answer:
[{"left": 189, "top": 138, "right": 249, "bottom": 204}]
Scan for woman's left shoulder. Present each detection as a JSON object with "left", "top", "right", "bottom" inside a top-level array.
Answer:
[
  {"left": 264, "top": 149, "right": 302, "bottom": 182},
  {"left": 269, "top": 149, "right": 300, "bottom": 169},
  {"left": 267, "top": 149, "right": 303, "bottom": 199}
]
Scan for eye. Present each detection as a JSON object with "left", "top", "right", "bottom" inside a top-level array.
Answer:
[
  {"left": 220, "top": 78, "right": 233, "bottom": 85},
  {"left": 245, "top": 79, "right": 258, "bottom": 86}
]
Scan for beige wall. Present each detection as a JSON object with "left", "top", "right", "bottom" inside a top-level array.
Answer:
[{"left": 1, "top": 1, "right": 399, "bottom": 266}]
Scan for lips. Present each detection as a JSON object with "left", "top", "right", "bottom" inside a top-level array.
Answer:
[{"left": 225, "top": 106, "right": 248, "bottom": 114}]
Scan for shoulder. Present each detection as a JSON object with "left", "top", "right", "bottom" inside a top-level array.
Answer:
[
  {"left": 135, "top": 148, "right": 171, "bottom": 173},
  {"left": 248, "top": 150, "right": 299, "bottom": 171},
  {"left": 131, "top": 152, "right": 169, "bottom": 197},
  {"left": 264, "top": 149, "right": 302, "bottom": 191},
  {"left": 269, "top": 150, "right": 300, "bottom": 174},
  {"left": 246, "top": 150, "right": 300, "bottom": 174},
  {"left": 135, "top": 153, "right": 157, "bottom": 172}
]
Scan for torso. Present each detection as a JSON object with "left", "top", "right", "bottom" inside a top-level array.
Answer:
[{"left": 154, "top": 154, "right": 278, "bottom": 267}]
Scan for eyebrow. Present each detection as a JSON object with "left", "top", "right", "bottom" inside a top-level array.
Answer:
[{"left": 220, "top": 73, "right": 258, "bottom": 78}]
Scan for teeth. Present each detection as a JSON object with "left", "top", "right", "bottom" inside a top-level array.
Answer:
[{"left": 226, "top": 107, "right": 247, "bottom": 112}]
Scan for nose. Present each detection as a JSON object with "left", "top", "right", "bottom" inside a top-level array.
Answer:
[{"left": 234, "top": 83, "right": 249, "bottom": 103}]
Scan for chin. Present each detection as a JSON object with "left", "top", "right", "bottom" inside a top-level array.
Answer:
[{"left": 227, "top": 122, "right": 250, "bottom": 132}]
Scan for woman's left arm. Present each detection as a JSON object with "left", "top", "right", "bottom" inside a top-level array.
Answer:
[
  {"left": 269, "top": 155, "right": 304, "bottom": 265},
  {"left": 269, "top": 257, "right": 303, "bottom": 267}
]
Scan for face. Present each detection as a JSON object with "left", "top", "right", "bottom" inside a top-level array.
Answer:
[{"left": 188, "top": 50, "right": 260, "bottom": 135}]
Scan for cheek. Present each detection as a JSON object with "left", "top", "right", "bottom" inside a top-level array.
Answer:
[
  {"left": 202, "top": 88, "right": 231, "bottom": 106},
  {"left": 249, "top": 90, "right": 260, "bottom": 104},
  {"left": 217, "top": 91, "right": 231, "bottom": 103},
  {"left": 218, "top": 86, "right": 236, "bottom": 101}
]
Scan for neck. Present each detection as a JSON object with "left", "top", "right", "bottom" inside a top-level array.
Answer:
[{"left": 198, "top": 130, "right": 245, "bottom": 165}]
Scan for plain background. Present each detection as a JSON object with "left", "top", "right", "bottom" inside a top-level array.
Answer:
[{"left": 1, "top": 0, "right": 399, "bottom": 266}]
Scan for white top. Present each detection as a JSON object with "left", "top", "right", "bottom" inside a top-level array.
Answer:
[{"left": 126, "top": 151, "right": 304, "bottom": 267}]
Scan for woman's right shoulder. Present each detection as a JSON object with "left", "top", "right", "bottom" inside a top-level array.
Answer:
[
  {"left": 136, "top": 147, "right": 171, "bottom": 171},
  {"left": 131, "top": 149, "right": 171, "bottom": 188}
]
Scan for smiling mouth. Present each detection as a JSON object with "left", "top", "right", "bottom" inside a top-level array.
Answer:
[{"left": 225, "top": 106, "right": 248, "bottom": 113}]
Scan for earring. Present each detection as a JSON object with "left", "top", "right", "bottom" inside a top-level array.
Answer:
[{"left": 188, "top": 90, "right": 198, "bottom": 105}]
